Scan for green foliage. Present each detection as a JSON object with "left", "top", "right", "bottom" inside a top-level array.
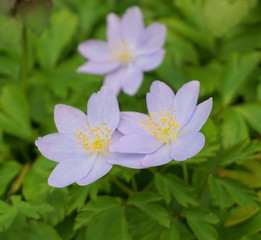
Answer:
[{"left": 0, "top": 0, "right": 260, "bottom": 239}]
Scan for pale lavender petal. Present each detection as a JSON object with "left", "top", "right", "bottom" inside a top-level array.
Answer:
[
  {"left": 35, "top": 133, "right": 87, "bottom": 162},
  {"left": 107, "top": 13, "right": 122, "bottom": 43},
  {"left": 122, "top": 64, "right": 143, "bottom": 95},
  {"left": 135, "top": 49, "right": 165, "bottom": 71},
  {"left": 137, "top": 23, "right": 166, "bottom": 55},
  {"left": 121, "top": 6, "right": 144, "bottom": 45},
  {"left": 87, "top": 86, "right": 119, "bottom": 131},
  {"left": 54, "top": 104, "right": 87, "bottom": 133},
  {"left": 181, "top": 98, "right": 213, "bottom": 136},
  {"left": 146, "top": 80, "right": 175, "bottom": 114},
  {"left": 78, "top": 40, "right": 110, "bottom": 61},
  {"left": 142, "top": 143, "right": 172, "bottom": 167},
  {"left": 103, "top": 68, "right": 124, "bottom": 95},
  {"left": 48, "top": 155, "right": 96, "bottom": 188},
  {"left": 76, "top": 155, "right": 112, "bottom": 185},
  {"left": 106, "top": 152, "right": 147, "bottom": 169},
  {"left": 173, "top": 81, "right": 199, "bottom": 128},
  {"left": 118, "top": 111, "right": 149, "bottom": 135},
  {"left": 171, "top": 132, "right": 205, "bottom": 161},
  {"left": 109, "top": 134, "right": 161, "bottom": 154},
  {"left": 77, "top": 61, "right": 119, "bottom": 75}
]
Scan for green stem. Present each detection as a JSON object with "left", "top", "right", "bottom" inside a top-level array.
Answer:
[
  {"left": 20, "top": 27, "right": 28, "bottom": 90},
  {"left": 131, "top": 176, "right": 138, "bottom": 191},
  {"left": 109, "top": 176, "right": 133, "bottom": 195},
  {"left": 182, "top": 162, "right": 188, "bottom": 184}
]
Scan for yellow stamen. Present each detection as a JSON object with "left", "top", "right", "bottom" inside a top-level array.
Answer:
[{"left": 109, "top": 41, "right": 133, "bottom": 66}]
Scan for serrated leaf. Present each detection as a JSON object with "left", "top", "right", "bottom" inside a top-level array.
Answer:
[
  {"left": 128, "top": 192, "right": 162, "bottom": 204},
  {"left": 155, "top": 173, "right": 172, "bottom": 204},
  {"left": 235, "top": 103, "right": 261, "bottom": 134},
  {"left": 17, "top": 0, "right": 52, "bottom": 36},
  {"left": 0, "top": 15, "right": 22, "bottom": 46},
  {"left": 0, "top": 201, "right": 17, "bottom": 231},
  {"left": 0, "top": 0, "right": 15, "bottom": 14}
]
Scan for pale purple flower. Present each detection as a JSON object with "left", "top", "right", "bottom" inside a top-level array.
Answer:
[
  {"left": 109, "top": 81, "right": 213, "bottom": 167},
  {"left": 35, "top": 87, "right": 145, "bottom": 188},
  {"left": 77, "top": 6, "right": 166, "bottom": 96}
]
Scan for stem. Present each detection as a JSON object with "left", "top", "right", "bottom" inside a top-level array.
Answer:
[
  {"left": 131, "top": 176, "right": 138, "bottom": 191},
  {"left": 20, "top": 27, "right": 28, "bottom": 90},
  {"left": 182, "top": 162, "right": 188, "bottom": 184},
  {"left": 109, "top": 176, "right": 133, "bottom": 195}
]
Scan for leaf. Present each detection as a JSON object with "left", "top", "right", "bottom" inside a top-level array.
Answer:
[
  {"left": 17, "top": 0, "right": 52, "bottom": 36},
  {"left": 0, "top": 15, "right": 22, "bottom": 46},
  {"left": 128, "top": 192, "right": 170, "bottom": 227},
  {"left": 35, "top": 9, "right": 78, "bottom": 69},
  {"left": 160, "top": 219, "right": 180, "bottom": 240},
  {"left": 204, "top": 0, "right": 250, "bottom": 37},
  {"left": 0, "top": 0, "right": 15, "bottom": 14},
  {"left": 235, "top": 103, "right": 261, "bottom": 134},
  {"left": 155, "top": 174, "right": 198, "bottom": 207},
  {"left": 182, "top": 208, "right": 219, "bottom": 240},
  {"left": 74, "top": 196, "right": 122, "bottom": 230},
  {"left": 220, "top": 52, "right": 261, "bottom": 105},
  {"left": 0, "top": 85, "right": 33, "bottom": 140},
  {"left": 221, "top": 107, "right": 248, "bottom": 148},
  {"left": 0, "top": 161, "right": 22, "bottom": 196},
  {"left": 0, "top": 201, "right": 17, "bottom": 231},
  {"left": 224, "top": 206, "right": 260, "bottom": 227}
]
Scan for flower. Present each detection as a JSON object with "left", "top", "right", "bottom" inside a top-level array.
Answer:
[
  {"left": 77, "top": 6, "right": 166, "bottom": 96},
  {"left": 109, "top": 80, "right": 213, "bottom": 167},
  {"left": 35, "top": 86, "right": 145, "bottom": 188}
]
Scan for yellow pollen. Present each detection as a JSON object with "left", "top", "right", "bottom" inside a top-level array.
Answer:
[
  {"left": 109, "top": 41, "right": 133, "bottom": 66},
  {"left": 74, "top": 122, "right": 112, "bottom": 154},
  {"left": 140, "top": 109, "right": 179, "bottom": 143}
]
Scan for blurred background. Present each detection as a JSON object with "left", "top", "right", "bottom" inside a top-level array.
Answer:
[{"left": 0, "top": 0, "right": 260, "bottom": 239}]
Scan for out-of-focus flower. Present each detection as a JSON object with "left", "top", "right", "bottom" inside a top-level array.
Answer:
[
  {"left": 110, "top": 81, "right": 213, "bottom": 167},
  {"left": 35, "top": 87, "right": 145, "bottom": 188},
  {"left": 77, "top": 6, "right": 166, "bottom": 96}
]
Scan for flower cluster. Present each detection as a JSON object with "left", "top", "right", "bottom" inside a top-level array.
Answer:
[{"left": 35, "top": 6, "right": 213, "bottom": 188}]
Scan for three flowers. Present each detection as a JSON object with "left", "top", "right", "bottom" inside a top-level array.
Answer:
[{"left": 35, "top": 6, "right": 213, "bottom": 188}]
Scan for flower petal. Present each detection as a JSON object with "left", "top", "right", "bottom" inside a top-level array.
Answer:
[
  {"left": 137, "top": 23, "right": 166, "bottom": 55},
  {"left": 77, "top": 61, "right": 119, "bottom": 75},
  {"left": 142, "top": 143, "right": 172, "bottom": 167},
  {"left": 110, "top": 133, "right": 161, "bottom": 154},
  {"left": 146, "top": 80, "right": 175, "bottom": 113},
  {"left": 118, "top": 111, "right": 149, "bottom": 135},
  {"left": 181, "top": 98, "right": 213, "bottom": 136},
  {"left": 103, "top": 68, "right": 124, "bottom": 95},
  {"left": 78, "top": 40, "right": 110, "bottom": 61},
  {"left": 121, "top": 6, "right": 144, "bottom": 45},
  {"left": 54, "top": 104, "right": 87, "bottom": 133},
  {"left": 107, "top": 152, "right": 147, "bottom": 169},
  {"left": 173, "top": 81, "right": 199, "bottom": 127},
  {"left": 87, "top": 86, "right": 119, "bottom": 131},
  {"left": 76, "top": 155, "right": 112, "bottom": 185},
  {"left": 171, "top": 132, "right": 205, "bottom": 161},
  {"left": 48, "top": 155, "right": 96, "bottom": 188},
  {"left": 107, "top": 13, "right": 122, "bottom": 43},
  {"left": 35, "top": 133, "right": 87, "bottom": 162},
  {"left": 135, "top": 49, "right": 165, "bottom": 71},
  {"left": 122, "top": 64, "right": 143, "bottom": 95}
]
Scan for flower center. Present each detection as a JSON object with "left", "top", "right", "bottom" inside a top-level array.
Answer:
[
  {"left": 110, "top": 41, "right": 133, "bottom": 66},
  {"left": 140, "top": 109, "right": 179, "bottom": 143},
  {"left": 74, "top": 122, "right": 112, "bottom": 154}
]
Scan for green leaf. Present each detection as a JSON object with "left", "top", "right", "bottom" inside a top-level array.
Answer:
[
  {"left": 235, "top": 103, "right": 261, "bottom": 134},
  {"left": 224, "top": 206, "right": 260, "bottom": 227},
  {"left": 74, "top": 196, "right": 122, "bottom": 230},
  {"left": 17, "top": 0, "right": 52, "bottom": 36},
  {"left": 35, "top": 9, "right": 78, "bottom": 69},
  {"left": 221, "top": 107, "right": 248, "bottom": 148},
  {"left": 0, "top": 201, "right": 17, "bottom": 231},
  {"left": 0, "top": 15, "right": 22, "bottom": 46},
  {"left": 182, "top": 208, "right": 219, "bottom": 240},
  {"left": 204, "top": 0, "right": 250, "bottom": 37},
  {"left": 86, "top": 206, "right": 131, "bottom": 240},
  {"left": 156, "top": 174, "right": 198, "bottom": 207},
  {"left": 0, "top": 161, "right": 22, "bottom": 196},
  {"left": 160, "top": 219, "right": 180, "bottom": 240},
  {"left": 220, "top": 52, "right": 261, "bottom": 105},
  {"left": 0, "top": 85, "right": 33, "bottom": 140},
  {"left": 0, "top": 0, "right": 15, "bottom": 14}
]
